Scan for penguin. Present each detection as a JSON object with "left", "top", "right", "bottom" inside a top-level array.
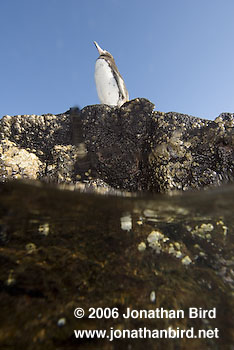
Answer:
[{"left": 94, "top": 41, "right": 129, "bottom": 107}]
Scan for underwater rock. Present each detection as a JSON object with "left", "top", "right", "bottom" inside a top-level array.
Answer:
[
  {"left": 0, "top": 99, "right": 234, "bottom": 192},
  {"left": 0, "top": 180, "right": 233, "bottom": 349}
]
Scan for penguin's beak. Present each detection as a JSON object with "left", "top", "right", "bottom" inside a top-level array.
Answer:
[{"left": 94, "top": 41, "right": 105, "bottom": 56}]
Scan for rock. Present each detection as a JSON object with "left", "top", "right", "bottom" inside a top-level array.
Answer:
[
  {"left": 149, "top": 111, "right": 234, "bottom": 191},
  {"left": 0, "top": 180, "right": 233, "bottom": 349},
  {"left": 0, "top": 99, "right": 234, "bottom": 192},
  {"left": 80, "top": 98, "right": 154, "bottom": 191},
  {"left": 0, "top": 139, "right": 44, "bottom": 180}
]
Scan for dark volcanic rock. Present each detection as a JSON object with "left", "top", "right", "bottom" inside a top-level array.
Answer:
[
  {"left": 80, "top": 99, "right": 154, "bottom": 191},
  {"left": 0, "top": 99, "right": 234, "bottom": 192},
  {"left": 1, "top": 100, "right": 234, "bottom": 350},
  {"left": 149, "top": 112, "right": 234, "bottom": 192}
]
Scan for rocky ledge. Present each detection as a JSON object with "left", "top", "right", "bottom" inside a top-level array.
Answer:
[{"left": 0, "top": 98, "right": 234, "bottom": 192}]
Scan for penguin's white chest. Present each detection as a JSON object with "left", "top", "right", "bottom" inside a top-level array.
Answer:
[{"left": 94, "top": 58, "right": 119, "bottom": 106}]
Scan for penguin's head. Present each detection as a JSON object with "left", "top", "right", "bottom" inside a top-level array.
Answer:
[{"left": 94, "top": 41, "right": 114, "bottom": 60}]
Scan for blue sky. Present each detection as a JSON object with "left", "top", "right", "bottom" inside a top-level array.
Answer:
[{"left": 0, "top": 0, "right": 234, "bottom": 120}]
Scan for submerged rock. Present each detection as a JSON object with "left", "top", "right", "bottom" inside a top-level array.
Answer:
[
  {"left": 0, "top": 99, "right": 234, "bottom": 192},
  {"left": 0, "top": 180, "right": 233, "bottom": 349}
]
